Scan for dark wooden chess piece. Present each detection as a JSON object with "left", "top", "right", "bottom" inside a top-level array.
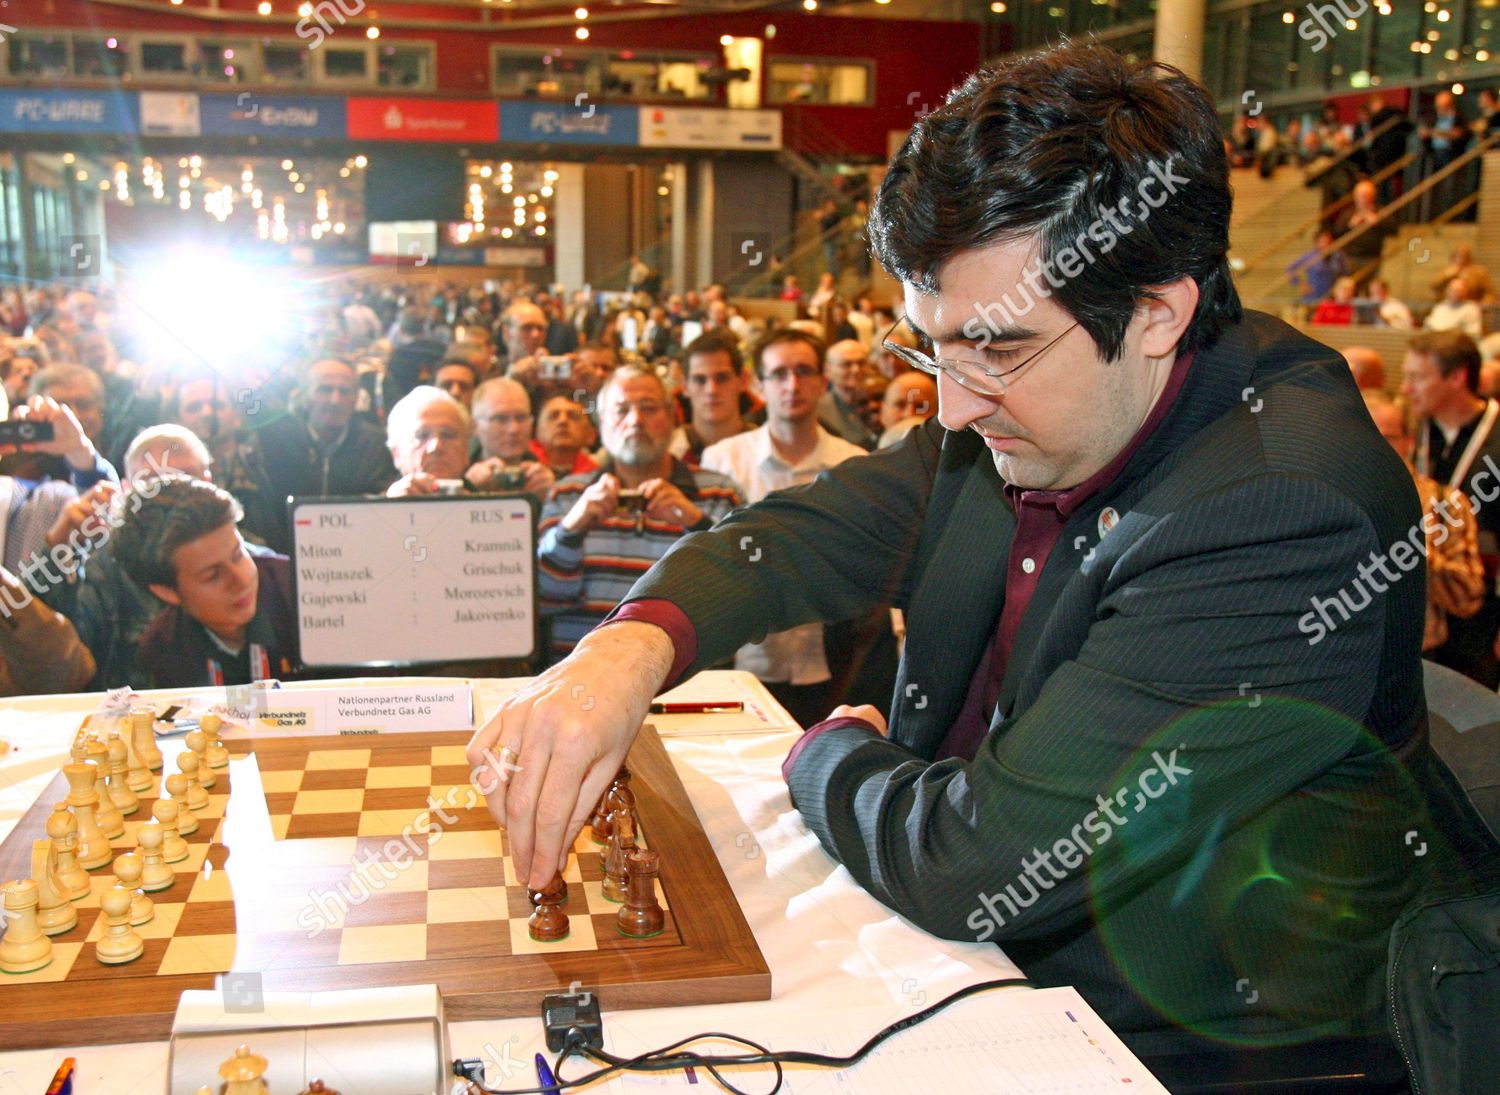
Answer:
[
  {"left": 588, "top": 790, "right": 611, "bottom": 845},
  {"left": 589, "top": 765, "right": 631, "bottom": 844},
  {"left": 602, "top": 785, "right": 637, "bottom": 903},
  {"left": 300, "top": 1081, "right": 342, "bottom": 1095},
  {"left": 528, "top": 871, "right": 570, "bottom": 942},
  {"left": 617, "top": 847, "right": 665, "bottom": 938}
]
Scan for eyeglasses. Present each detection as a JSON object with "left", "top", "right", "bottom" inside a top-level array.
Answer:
[
  {"left": 762, "top": 365, "right": 822, "bottom": 385},
  {"left": 882, "top": 315, "right": 1079, "bottom": 396}
]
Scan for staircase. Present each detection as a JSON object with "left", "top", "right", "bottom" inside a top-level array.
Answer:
[{"left": 1227, "top": 166, "right": 1327, "bottom": 310}]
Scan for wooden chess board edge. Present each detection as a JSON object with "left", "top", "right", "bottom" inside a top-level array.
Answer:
[{"left": 0, "top": 723, "right": 771, "bottom": 1050}]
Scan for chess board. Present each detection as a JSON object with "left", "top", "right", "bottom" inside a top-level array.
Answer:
[{"left": 0, "top": 724, "right": 771, "bottom": 1050}]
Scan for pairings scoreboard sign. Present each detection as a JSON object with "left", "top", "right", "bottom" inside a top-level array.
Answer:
[{"left": 289, "top": 494, "right": 538, "bottom": 668}]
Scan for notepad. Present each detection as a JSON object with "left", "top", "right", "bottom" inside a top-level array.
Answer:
[{"left": 605, "top": 986, "right": 1169, "bottom": 1092}]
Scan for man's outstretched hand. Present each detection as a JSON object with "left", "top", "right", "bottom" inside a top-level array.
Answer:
[{"left": 467, "top": 620, "right": 675, "bottom": 889}]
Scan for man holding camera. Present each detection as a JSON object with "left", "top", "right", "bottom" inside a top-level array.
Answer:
[
  {"left": 384, "top": 386, "right": 473, "bottom": 498},
  {"left": 536, "top": 365, "right": 742, "bottom": 665},
  {"left": 466, "top": 377, "right": 555, "bottom": 502}
]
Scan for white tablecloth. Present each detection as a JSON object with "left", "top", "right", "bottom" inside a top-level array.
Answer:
[{"left": 0, "top": 672, "right": 1023, "bottom": 1093}]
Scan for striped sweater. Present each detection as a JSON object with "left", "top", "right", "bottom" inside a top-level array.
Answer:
[{"left": 537, "top": 457, "right": 742, "bottom": 663}]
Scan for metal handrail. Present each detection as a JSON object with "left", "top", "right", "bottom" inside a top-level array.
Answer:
[
  {"left": 1236, "top": 152, "right": 1416, "bottom": 278},
  {"left": 1248, "top": 130, "right": 1500, "bottom": 308},
  {"left": 1302, "top": 114, "right": 1406, "bottom": 188},
  {"left": 734, "top": 217, "right": 849, "bottom": 297}
]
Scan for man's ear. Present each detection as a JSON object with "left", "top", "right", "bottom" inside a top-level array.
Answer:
[
  {"left": 148, "top": 582, "right": 182, "bottom": 607},
  {"left": 1137, "top": 277, "right": 1201, "bottom": 361}
]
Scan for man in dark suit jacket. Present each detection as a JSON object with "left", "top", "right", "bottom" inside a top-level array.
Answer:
[
  {"left": 254, "top": 359, "right": 398, "bottom": 552},
  {"left": 469, "top": 45, "right": 1440, "bottom": 1070}
]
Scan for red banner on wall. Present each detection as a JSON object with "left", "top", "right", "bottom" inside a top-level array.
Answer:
[{"left": 346, "top": 98, "right": 498, "bottom": 142}]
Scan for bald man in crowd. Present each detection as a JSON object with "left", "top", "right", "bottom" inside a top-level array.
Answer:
[
  {"left": 533, "top": 395, "right": 599, "bottom": 479},
  {"left": 816, "top": 339, "right": 878, "bottom": 450},
  {"left": 256, "top": 358, "right": 398, "bottom": 551},
  {"left": 500, "top": 300, "right": 551, "bottom": 385},
  {"left": 1343, "top": 346, "right": 1388, "bottom": 391},
  {"left": 877, "top": 371, "right": 939, "bottom": 449},
  {"left": 467, "top": 377, "right": 555, "bottom": 500}
]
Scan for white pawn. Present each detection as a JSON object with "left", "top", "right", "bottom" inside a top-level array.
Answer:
[
  {"left": 30, "top": 838, "right": 77, "bottom": 936},
  {"left": 185, "top": 729, "right": 215, "bottom": 789},
  {"left": 165, "top": 773, "right": 198, "bottom": 836},
  {"left": 201, "top": 714, "right": 231, "bottom": 769},
  {"left": 111, "top": 852, "right": 154, "bottom": 926},
  {"left": 177, "top": 751, "right": 210, "bottom": 812},
  {"left": 219, "top": 1045, "right": 271, "bottom": 1095},
  {"left": 86, "top": 741, "right": 125, "bottom": 838},
  {"left": 48, "top": 804, "right": 90, "bottom": 900},
  {"left": 137, "top": 825, "right": 175, "bottom": 893},
  {"left": 0, "top": 879, "right": 53, "bottom": 974},
  {"left": 95, "top": 885, "right": 144, "bottom": 965},
  {"left": 105, "top": 733, "right": 139, "bottom": 815},
  {"left": 152, "top": 799, "right": 190, "bottom": 863},
  {"left": 63, "top": 763, "right": 112, "bottom": 870},
  {"left": 130, "top": 708, "right": 163, "bottom": 772}
]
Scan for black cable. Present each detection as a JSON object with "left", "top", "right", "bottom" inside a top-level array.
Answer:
[{"left": 458, "top": 976, "right": 1034, "bottom": 1094}]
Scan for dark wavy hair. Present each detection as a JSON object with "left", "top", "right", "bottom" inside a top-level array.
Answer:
[{"left": 871, "top": 43, "right": 1241, "bottom": 361}]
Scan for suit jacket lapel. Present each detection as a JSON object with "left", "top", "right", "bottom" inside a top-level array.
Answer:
[{"left": 893, "top": 435, "right": 1014, "bottom": 758}]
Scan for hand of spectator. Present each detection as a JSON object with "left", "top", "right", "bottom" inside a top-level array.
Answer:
[
  {"left": 464, "top": 456, "right": 505, "bottom": 490},
  {"left": 561, "top": 472, "right": 619, "bottom": 535},
  {"left": 386, "top": 472, "right": 441, "bottom": 498},
  {"left": 638, "top": 478, "right": 703, "bottom": 529},
  {"left": 466, "top": 618, "right": 675, "bottom": 889},
  {"left": 507, "top": 355, "right": 540, "bottom": 389},
  {"left": 520, "top": 460, "right": 556, "bottom": 500},
  {"left": 1, "top": 396, "right": 97, "bottom": 470},
  {"left": 828, "top": 703, "right": 889, "bottom": 737},
  {"left": 45, "top": 480, "right": 119, "bottom": 550}
]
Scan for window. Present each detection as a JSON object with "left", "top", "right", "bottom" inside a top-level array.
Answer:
[
  {"left": 1246, "top": 7, "right": 1296, "bottom": 95},
  {"left": 73, "top": 37, "right": 129, "bottom": 80},
  {"left": 1371, "top": 1, "right": 1421, "bottom": 87},
  {"left": 263, "top": 43, "right": 310, "bottom": 85},
  {"left": 139, "top": 40, "right": 189, "bottom": 77},
  {"left": 767, "top": 58, "right": 873, "bottom": 106},
  {"left": 494, "top": 48, "right": 600, "bottom": 99},
  {"left": 320, "top": 43, "right": 371, "bottom": 84},
  {"left": 199, "top": 39, "right": 256, "bottom": 83},
  {"left": 377, "top": 43, "right": 435, "bottom": 90},
  {"left": 7, "top": 36, "right": 69, "bottom": 79},
  {"left": 605, "top": 53, "right": 713, "bottom": 100}
]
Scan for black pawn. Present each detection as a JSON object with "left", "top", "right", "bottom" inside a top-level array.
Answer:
[{"left": 528, "top": 872, "right": 570, "bottom": 942}]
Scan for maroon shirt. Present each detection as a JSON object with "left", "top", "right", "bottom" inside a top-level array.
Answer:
[{"left": 606, "top": 349, "right": 1196, "bottom": 778}]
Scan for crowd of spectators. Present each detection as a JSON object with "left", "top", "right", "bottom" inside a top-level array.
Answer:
[
  {"left": 0, "top": 270, "right": 936, "bottom": 717},
  {"left": 1233, "top": 89, "right": 1500, "bottom": 330}
]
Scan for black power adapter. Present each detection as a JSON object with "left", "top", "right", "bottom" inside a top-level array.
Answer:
[{"left": 542, "top": 990, "right": 604, "bottom": 1053}]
